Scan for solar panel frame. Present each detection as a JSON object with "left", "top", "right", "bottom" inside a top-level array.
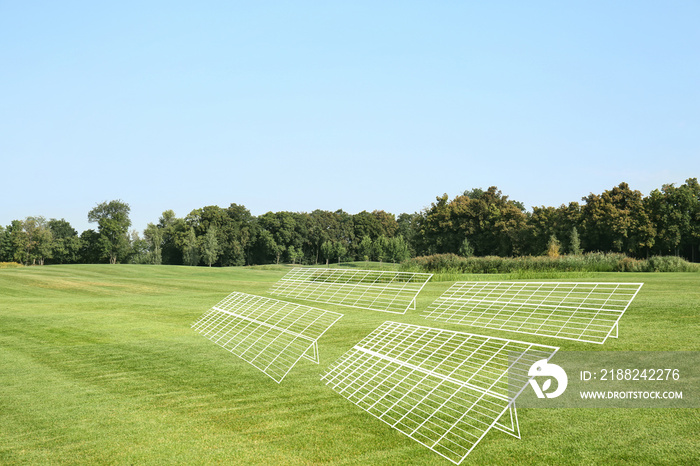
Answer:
[
  {"left": 192, "top": 292, "right": 343, "bottom": 383},
  {"left": 269, "top": 267, "right": 433, "bottom": 314},
  {"left": 422, "top": 282, "right": 643, "bottom": 344},
  {"left": 321, "top": 321, "right": 558, "bottom": 464}
]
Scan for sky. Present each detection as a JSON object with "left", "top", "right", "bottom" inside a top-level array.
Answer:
[{"left": 1, "top": 1, "right": 698, "bottom": 234}]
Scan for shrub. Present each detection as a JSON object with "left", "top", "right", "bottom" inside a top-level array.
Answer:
[
  {"left": 0, "top": 262, "right": 23, "bottom": 269},
  {"left": 400, "top": 253, "right": 699, "bottom": 274},
  {"left": 646, "top": 256, "right": 700, "bottom": 272},
  {"left": 618, "top": 256, "right": 645, "bottom": 272},
  {"left": 546, "top": 235, "right": 561, "bottom": 258}
]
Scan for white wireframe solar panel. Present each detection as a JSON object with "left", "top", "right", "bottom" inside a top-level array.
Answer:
[
  {"left": 423, "top": 282, "right": 643, "bottom": 344},
  {"left": 321, "top": 321, "right": 558, "bottom": 464},
  {"left": 269, "top": 267, "right": 433, "bottom": 314},
  {"left": 192, "top": 292, "right": 343, "bottom": 383}
]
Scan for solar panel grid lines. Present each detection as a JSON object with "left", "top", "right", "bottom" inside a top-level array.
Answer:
[
  {"left": 270, "top": 267, "right": 433, "bottom": 314},
  {"left": 191, "top": 292, "right": 343, "bottom": 383},
  {"left": 575, "top": 283, "right": 622, "bottom": 339},
  {"left": 424, "top": 282, "right": 643, "bottom": 344},
  {"left": 321, "top": 321, "right": 558, "bottom": 464}
]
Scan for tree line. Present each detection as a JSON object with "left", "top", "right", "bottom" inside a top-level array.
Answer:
[{"left": 2, "top": 179, "right": 699, "bottom": 266}]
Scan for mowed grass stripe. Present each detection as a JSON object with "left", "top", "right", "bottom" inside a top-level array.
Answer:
[{"left": 1, "top": 264, "right": 698, "bottom": 464}]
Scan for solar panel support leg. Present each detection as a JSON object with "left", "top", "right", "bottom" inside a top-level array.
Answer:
[
  {"left": 302, "top": 342, "right": 320, "bottom": 364},
  {"left": 493, "top": 404, "right": 520, "bottom": 439},
  {"left": 609, "top": 322, "right": 619, "bottom": 339}
]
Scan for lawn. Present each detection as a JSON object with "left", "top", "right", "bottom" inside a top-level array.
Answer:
[{"left": 1, "top": 265, "right": 698, "bottom": 464}]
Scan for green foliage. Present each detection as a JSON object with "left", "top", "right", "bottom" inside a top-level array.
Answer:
[
  {"left": 48, "top": 219, "right": 82, "bottom": 264},
  {"left": 0, "top": 217, "right": 64, "bottom": 265},
  {"left": 320, "top": 240, "right": 350, "bottom": 264},
  {"left": 87, "top": 200, "right": 131, "bottom": 264},
  {"left": 546, "top": 234, "right": 561, "bottom": 258},
  {"left": 186, "top": 204, "right": 255, "bottom": 266},
  {"left": 143, "top": 223, "right": 163, "bottom": 265},
  {"left": 287, "top": 245, "right": 304, "bottom": 264},
  {"left": 417, "top": 187, "right": 529, "bottom": 257},
  {"left": 580, "top": 183, "right": 654, "bottom": 256},
  {"left": 4, "top": 178, "right": 700, "bottom": 266},
  {"left": 308, "top": 209, "right": 349, "bottom": 264},
  {"left": 459, "top": 237, "right": 474, "bottom": 257},
  {"left": 400, "top": 253, "right": 466, "bottom": 273},
  {"left": 334, "top": 242, "right": 348, "bottom": 263},
  {"left": 21, "top": 216, "right": 54, "bottom": 265},
  {"left": 373, "top": 235, "right": 390, "bottom": 262},
  {"left": 253, "top": 229, "right": 281, "bottom": 264},
  {"left": 646, "top": 255, "right": 700, "bottom": 272},
  {"left": 371, "top": 235, "right": 410, "bottom": 263},
  {"left": 0, "top": 261, "right": 22, "bottom": 268},
  {"left": 0, "top": 226, "right": 8, "bottom": 262},
  {"left": 386, "top": 235, "right": 410, "bottom": 263},
  {"left": 5, "top": 221, "right": 27, "bottom": 264},
  {"left": 527, "top": 203, "right": 581, "bottom": 255},
  {"left": 357, "top": 236, "right": 373, "bottom": 261},
  {"left": 182, "top": 227, "right": 200, "bottom": 266},
  {"left": 201, "top": 227, "right": 220, "bottom": 267},
  {"left": 569, "top": 226, "right": 582, "bottom": 255},
  {"left": 352, "top": 210, "right": 398, "bottom": 240},
  {"left": 158, "top": 210, "right": 187, "bottom": 265},
  {"left": 645, "top": 178, "right": 700, "bottom": 258},
  {"left": 320, "top": 240, "right": 334, "bottom": 265},
  {"left": 128, "top": 231, "right": 151, "bottom": 265},
  {"left": 78, "top": 229, "right": 103, "bottom": 263},
  {"left": 401, "top": 252, "right": 700, "bottom": 274},
  {"left": 397, "top": 212, "right": 419, "bottom": 256}
]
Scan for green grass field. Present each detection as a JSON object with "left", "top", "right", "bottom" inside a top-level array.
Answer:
[{"left": 1, "top": 265, "right": 698, "bottom": 464}]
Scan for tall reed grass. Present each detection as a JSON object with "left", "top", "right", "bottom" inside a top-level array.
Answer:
[
  {"left": 0, "top": 262, "right": 22, "bottom": 269},
  {"left": 400, "top": 253, "right": 700, "bottom": 274}
]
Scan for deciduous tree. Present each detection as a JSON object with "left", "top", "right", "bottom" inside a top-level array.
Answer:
[
  {"left": 6, "top": 220, "right": 28, "bottom": 264},
  {"left": 646, "top": 178, "right": 700, "bottom": 259},
  {"left": 417, "top": 187, "right": 529, "bottom": 256},
  {"left": 79, "top": 229, "right": 103, "bottom": 264},
  {"left": 144, "top": 223, "right": 163, "bottom": 265},
  {"left": 386, "top": 235, "right": 410, "bottom": 263},
  {"left": 546, "top": 234, "right": 561, "bottom": 257},
  {"left": 320, "top": 240, "right": 333, "bottom": 265},
  {"left": 569, "top": 227, "right": 581, "bottom": 255},
  {"left": 201, "top": 226, "right": 220, "bottom": 267},
  {"left": 373, "top": 235, "right": 391, "bottom": 262},
  {"left": 88, "top": 200, "right": 131, "bottom": 264},
  {"left": 182, "top": 227, "right": 200, "bottom": 266},
  {"left": 48, "top": 219, "right": 81, "bottom": 264},
  {"left": 580, "top": 183, "right": 654, "bottom": 256},
  {"left": 397, "top": 212, "right": 420, "bottom": 256},
  {"left": 23, "top": 216, "right": 53, "bottom": 265},
  {"left": 357, "top": 236, "right": 373, "bottom": 261}
]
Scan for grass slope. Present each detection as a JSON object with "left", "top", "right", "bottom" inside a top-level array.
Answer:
[{"left": 1, "top": 265, "right": 698, "bottom": 464}]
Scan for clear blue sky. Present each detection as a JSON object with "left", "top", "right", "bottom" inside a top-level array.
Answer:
[{"left": 2, "top": 1, "right": 698, "bottom": 234}]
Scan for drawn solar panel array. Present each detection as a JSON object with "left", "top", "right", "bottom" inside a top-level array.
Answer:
[
  {"left": 423, "top": 282, "right": 643, "bottom": 344},
  {"left": 191, "top": 292, "right": 343, "bottom": 383},
  {"left": 269, "top": 267, "right": 433, "bottom": 314},
  {"left": 190, "top": 277, "right": 645, "bottom": 461},
  {"left": 321, "top": 321, "right": 559, "bottom": 464}
]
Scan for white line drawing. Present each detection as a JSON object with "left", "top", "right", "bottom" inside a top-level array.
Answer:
[
  {"left": 269, "top": 267, "right": 433, "bottom": 314},
  {"left": 321, "top": 321, "right": 558, "bottom": 464},
  {"left": 192, "top": 292, "right": 343, "bottom": 383},
  {"left": 423, "top": 282, "right": 643, "bottom": 344}
]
